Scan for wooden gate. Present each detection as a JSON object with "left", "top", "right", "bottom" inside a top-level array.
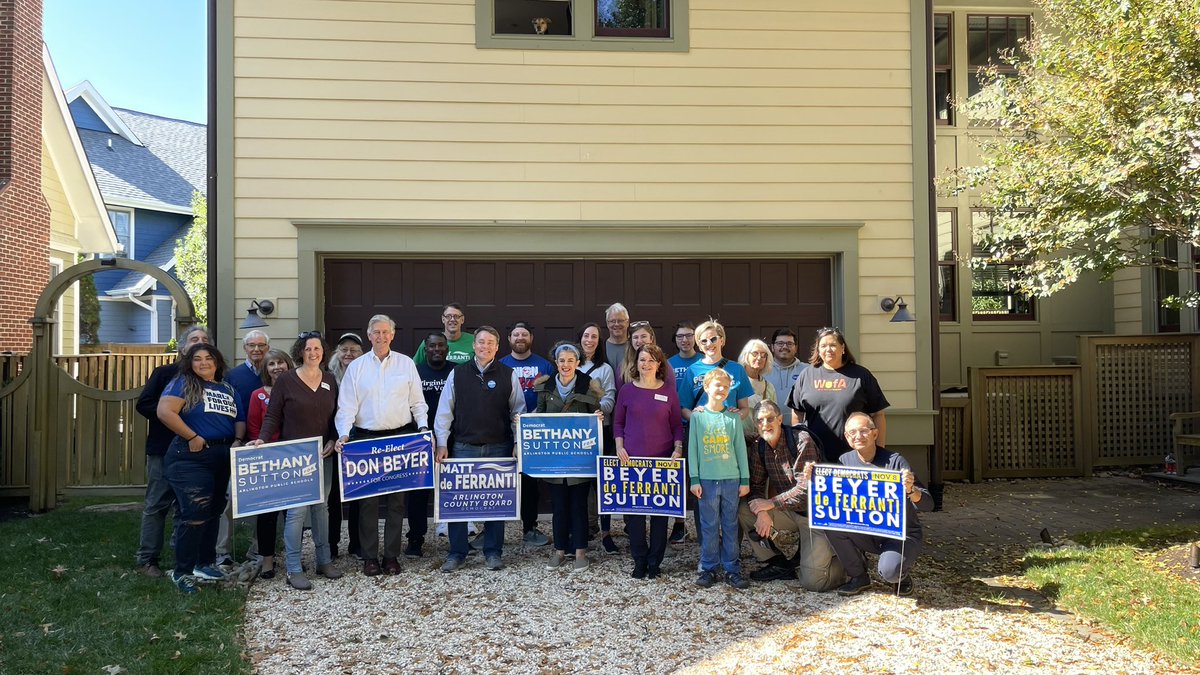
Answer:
[{"left": 969, "top": 366, "right": 1085, "bottom": 480}]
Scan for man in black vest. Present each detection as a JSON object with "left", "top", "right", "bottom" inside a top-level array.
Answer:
[{"left": 433, "top": 326, "right": 526, "bottom": 572}]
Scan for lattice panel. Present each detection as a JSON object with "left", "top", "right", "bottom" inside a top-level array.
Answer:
[
  {"left": 940, "top": 398, "right": 969, "bottom": 480},
  {"left": 1091, "top": 341, "right": 1196, "bottom": 463},
  {"left": 977, "top": 369, "right": 1081, "bottom": 477}
]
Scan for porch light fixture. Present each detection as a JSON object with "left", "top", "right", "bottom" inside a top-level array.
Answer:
[
  {"left": 239, "top": 299, "right": 275, "bottom": 330},
  {"left": 880, "top": 296, "right": 915, "bottom": 323}
]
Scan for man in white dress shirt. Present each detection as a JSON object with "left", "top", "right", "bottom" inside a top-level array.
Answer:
[{"left": 334, "top": 314, "right": 429, "bottom": 576}]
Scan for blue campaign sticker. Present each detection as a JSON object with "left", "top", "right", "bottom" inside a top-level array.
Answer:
[
  {"left": 487, "top": 380, "right": 496, "bottom": 389},
  {"left": 518, "top": 413, "right": 602, "bottom": 478},
  {"left": 230, "top": 437, "right": 324, "bottom": 518},
  {"left": 434, "top": 458, "right": 520, "bottom": 523},
  {"left": 597, "top": 456, "right": 686, "bottom": 518},
  {"left": 808, "top": 464, "right": 907, "bottom": 541},
  {"left": 339, "top": 432, "right": 435, "bottom": 503}
]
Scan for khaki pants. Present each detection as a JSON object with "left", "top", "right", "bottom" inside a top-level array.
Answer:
[{"left": 738, "top": 501, "right": 845, "bottom": 592}]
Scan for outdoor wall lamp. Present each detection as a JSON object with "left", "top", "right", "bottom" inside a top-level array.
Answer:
[
  {"left": 239, "top": 299, "right": 275, "bottom": 330},
  {"left": 880, "top": 296, "right": 916, "bottom": 323}
]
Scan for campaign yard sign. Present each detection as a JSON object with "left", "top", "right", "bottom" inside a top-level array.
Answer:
[
  {"left": 231, "top": 437, "right": 324, "bottom": 518},
  {"left": 597, "top": 456, "right": 686, "bottom": 518},
  {"left": 808, "top": 464, "right": 907, "bottom": 541},
  {"left": 435, "top": 458, "right": 520, "bottom": 522},
  {"left": 518, "top": 413, "right": 602, "bottom": 478},
  {"left": 339, "top": 432, "right": 435, "bottom": 503}
]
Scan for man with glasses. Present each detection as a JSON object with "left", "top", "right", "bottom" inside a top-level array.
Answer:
[
  {"left": 739, "top": 401, "right": 844, "bottom": 590},
  {"left": 604, "top": 302, "right": 630, "bottom": 371},
  {"left": 667, "top": 321, "right": 701, "bottom": 384},
  {"left": 799, "top": 412, "right": 931, "bottom": 597},
  {"left": 764, "top": 329, "right": 806, "bottom": 428},
  {"left": 335, "top": 314, "right": 430, "bottom": 576},
  {"left": 216, "top": 328, "right": 271, "bottom": 566},
  {"left": 414, "top": 303, "right": 473, "bottom": 366}
]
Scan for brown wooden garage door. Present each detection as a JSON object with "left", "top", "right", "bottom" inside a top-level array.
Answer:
[{"left": 323, "top": 258, "right": 833, "bottom": 359}]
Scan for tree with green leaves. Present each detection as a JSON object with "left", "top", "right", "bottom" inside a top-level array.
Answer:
[
  {"left": 77, "top": 254, "right": 100, "bottom": 344},
  {"left": 174, "top": 192, "right": 208, "bottom": 324},
  {"left": 944, "top": 0, "right": 1200, "bottom": 307}
]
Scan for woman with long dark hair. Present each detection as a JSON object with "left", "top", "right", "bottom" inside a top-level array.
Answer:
[
  {"left": 254, "top": 331, "right": 344, "bottom": 590},
  {"left": 577, "top": 322, "right": 618, "bottom": 552},
  {"left": 157, "top": 343, "right": 245, "bottom": 594},
  {"left": 786, "top": 327, "right": 889, "bottom": 461}
]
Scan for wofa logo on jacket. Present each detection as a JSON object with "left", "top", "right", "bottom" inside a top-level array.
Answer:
[{"left": 812, "top": 378, "right": 848, "bottom": 391}]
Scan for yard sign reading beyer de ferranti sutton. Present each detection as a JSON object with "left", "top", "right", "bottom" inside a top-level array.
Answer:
[{"left": 807, "top": 464, "right": 907, "bottom": 541}]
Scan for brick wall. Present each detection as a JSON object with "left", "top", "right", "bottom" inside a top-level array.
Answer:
[{"left": 0, "top": 0, "right": 50, "bottom": 353}]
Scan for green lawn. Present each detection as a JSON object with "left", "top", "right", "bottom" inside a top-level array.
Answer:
[
  {"left": 1023, "top": 525, "right": 1200, "bottom": 663},
  {"left": 0, "top": 499, "right": 249, "bottom": 674}
]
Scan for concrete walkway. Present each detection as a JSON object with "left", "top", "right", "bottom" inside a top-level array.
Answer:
[{"left": 922, "top": 474, "right": 1200, "bottom": 577}]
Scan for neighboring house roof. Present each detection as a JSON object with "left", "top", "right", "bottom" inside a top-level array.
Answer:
[
  {"left": 66, "top": 81, "right": 206, "bottom": 214},
  {"left": 41, "top": 47, "right": 118, "bottom": 254},
  {"left": 105, "top": 225, "right": 188, "bottom": 297}
]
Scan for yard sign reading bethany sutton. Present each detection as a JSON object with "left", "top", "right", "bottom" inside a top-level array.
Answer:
[
  {"left": 807, "top": 464, "right": 907, "bottom": 540},
  {"left": 518, "top": 413, "right": 602, "bottom": 478},
  {"left": 231, "top": 437, "right": 324, "bottom": 518},
  {"left": 338, "top": 431, "right": 434, "bottom": 502}
]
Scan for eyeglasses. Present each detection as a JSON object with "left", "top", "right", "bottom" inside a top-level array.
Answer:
[
  {"left": 756, "top": 415, "right": 779, "bottom": 425},
  {"left": 749, "top": 351, "right": 769, "bottom": 359},
  {"left": 675, "top": 332, "right": 694, "bottom": 339},
  {"left": 368, "top": 329, "right": 393, "bottom": 337},
  {"left": 773, "top": 341, "right": 796, "bottom": 347},
  {"left": 298, "top": 330, "right": 322, "bottom": 340},
  {"left": 245, "top": 343, "right": 268, "bottom": 350},
  {"left": 630, "top": 321, "right": 650, "bottom": 329},
  {"left": 442, "top": 314, "right": 464, "bottom": 321},
  {"left": 698, "top": 337, "right": 721, "bottom": 345},
  {"left": 846, "top": 428, "right": 875, "bottom": 437}
]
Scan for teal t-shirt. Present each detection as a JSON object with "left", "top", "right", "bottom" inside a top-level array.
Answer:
[{"left": 686, "top": 408, "right": 749, "bottom": 485}]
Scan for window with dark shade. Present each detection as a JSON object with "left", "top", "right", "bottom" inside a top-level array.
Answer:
[{"left": 967, "top": 14, "right": 1030, "bottom": 97}]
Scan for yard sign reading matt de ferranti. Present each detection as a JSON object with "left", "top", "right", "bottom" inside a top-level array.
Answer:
[
  {"left": 807, "top": 464, "right": 907, "bottom": 541},
  {"left": 518, "top": 413, "right": 602, "bottom": 478},
  {"left": 434, "top": 457, "right": 521, "bottom": 523},
  {"left": 231, "top": 437, "right": 324, "bottom": 518}
]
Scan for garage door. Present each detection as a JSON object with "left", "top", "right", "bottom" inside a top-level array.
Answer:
[{"left": 323, "top": 258, "right": 833, "bottom": 359}]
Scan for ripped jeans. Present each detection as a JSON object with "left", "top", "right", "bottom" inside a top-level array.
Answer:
[{"left": 164, "top": 436, "right": 231, "bottom": 578}]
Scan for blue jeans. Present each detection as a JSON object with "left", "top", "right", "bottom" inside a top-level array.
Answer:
[
  {"left": 447, "top": 442, "right": 510, "bottom": 560},
  {"left": 284, "top": 455, "right": 334, "bottom": 573},
  {"left": 697, "top": 478, "right": 741, "bottom": 574},
  {"left": 164, "top": 436, "right": 231, "bottom": 576},
  {"left": 136, "top": 454, "right": 179, "bottom": 566}
]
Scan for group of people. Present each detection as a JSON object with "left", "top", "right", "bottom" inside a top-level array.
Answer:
[{"left": 133, "top": 301, "right": 931, "bottom": 597}]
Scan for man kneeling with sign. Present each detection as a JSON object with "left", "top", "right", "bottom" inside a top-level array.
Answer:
[{"left": 800, "top": 412, "right": 932, "bottom": 597}]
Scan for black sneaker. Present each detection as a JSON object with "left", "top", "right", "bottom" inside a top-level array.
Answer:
[
  {"left": 647, "top": 565, "right": 661, "bottom": 580},
  {"left": 403, "top": 542, "right": 423, "bottom": 559},
  {"left": 601, "top": 535, "right": 619, "bottom": 554},
  {"left": 897, "top": 577, "right": 914, "bottom": 597},
  {"left": 631, "top": 560, "right": 647, "bottom": 579},
  {"left": 750, "top": 564, "right": 796, "bottom": 582},
  {"left": 726, "top": 572, "right": 750, "bottom": 590},
  {"left": 837, "top": 574, "right": 872, "bottom": 596},
  {"left": 669, "top": 522, "right": 686, "bottom": 543},
  {"left": 695, "top": 571, "right": 717, "bottom": 588}
]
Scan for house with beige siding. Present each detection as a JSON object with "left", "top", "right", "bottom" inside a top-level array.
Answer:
[{"left": 218, "top": 0, "right": 1187, "bottom": 480}]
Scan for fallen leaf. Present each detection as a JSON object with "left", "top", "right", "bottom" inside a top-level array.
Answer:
[
  {"left": 101, "top": 665, "right": 126, "bottom": 675},
  {"left": 174, "top": 631, "right": 187, "bottom": 641},
  {"left": 41, "top": 623, "right": 53, "bottom": 635}
]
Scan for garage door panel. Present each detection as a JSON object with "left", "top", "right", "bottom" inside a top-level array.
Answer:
[{"left": 323, "top": 258, "right": 832, "bottom": 357}]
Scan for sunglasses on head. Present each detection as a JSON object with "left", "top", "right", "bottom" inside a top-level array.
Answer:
[{"left": 298, "top": 330, "right": 322, "bottom": 340}]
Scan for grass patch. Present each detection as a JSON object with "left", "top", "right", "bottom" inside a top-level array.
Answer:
[
  {"left": 1023, "top": 524, "right": 1200, "bottom": 662},
  {"left": 0, "top": 498, "right": 249, "bottom": 674}
]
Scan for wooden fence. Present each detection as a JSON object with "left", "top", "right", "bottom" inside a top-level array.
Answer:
[{"left": 941, "top": 334, "right": 1200, "bottom": 480}]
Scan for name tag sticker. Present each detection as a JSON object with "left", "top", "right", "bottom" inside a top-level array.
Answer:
[
  {"left": 320, "top": 382, "right": 331, "bottom": 390},
  {"left": 654, "top": 394, "right": 669, "bottom": 402}
]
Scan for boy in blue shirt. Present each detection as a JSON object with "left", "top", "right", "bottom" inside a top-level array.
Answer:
[{"left": 687, "top": 368, "right": 750, "bottom": 589}]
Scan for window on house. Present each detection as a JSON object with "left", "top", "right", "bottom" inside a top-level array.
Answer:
[
  {"left": 967, "top": 15, "right": 1030, "bottom": 97},
  {"left": 106, "top": 208, "right": 133, "bottom": 258},
  {"left": 480, "top": 0, "right": 686, "bottom": 50},
  {"left": 937, "top": 209, "right": 957, "bottom": 321},
  {"left": 970, "top": 210, "right": 1035, "bottom": 320},
  {"left": 595, "top": 0, "right": 669, "bottom": 37},
  {"left": 934, "top": 14, "right": 952, "bottom": 125}
]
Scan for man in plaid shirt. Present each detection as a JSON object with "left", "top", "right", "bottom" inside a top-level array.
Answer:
[{"left": 738, "top": 400, "right": 846, "bottom": 591}]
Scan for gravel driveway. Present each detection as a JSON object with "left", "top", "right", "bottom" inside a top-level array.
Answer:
[{"left": 243, "top": 519, "right": 1194, "bottom": 674}]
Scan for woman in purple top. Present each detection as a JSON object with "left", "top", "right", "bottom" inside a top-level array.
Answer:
[{"left": 614, "top": 343, "right": 683, "bottom": 580}]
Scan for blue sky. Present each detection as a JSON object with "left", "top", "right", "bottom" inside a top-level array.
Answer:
[{"left": 44, "top": 0, "right": 207, "bottom": 123}]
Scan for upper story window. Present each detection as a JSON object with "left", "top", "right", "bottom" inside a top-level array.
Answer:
[
  {"left": 934, "top": 14, "right": 952, "bottom": 125},
  {"left": 967, "top": 15, "right": 1030, "bottom": 97},
  {"left": 106, "top": 208, "right": 133, "bottom": 258},
  {"left": 479, "top": 0, "right": 687, "bottom": 51}
]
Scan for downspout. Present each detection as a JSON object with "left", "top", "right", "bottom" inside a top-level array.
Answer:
[
  {"left": 924, "top": 0, "right": 945, "bottom": 508},
  {"left": 206, "top": 0, "right": 219, "bottom": 341}
]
